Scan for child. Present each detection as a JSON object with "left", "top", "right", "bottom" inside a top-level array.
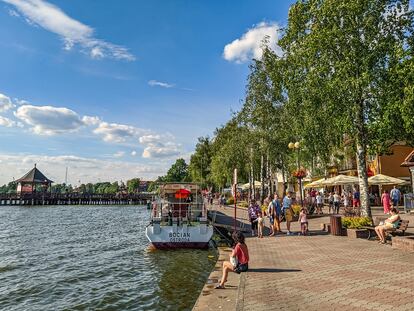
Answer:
[
  {"left": 257, "top": 211, "right": 264, "bottom": 238},
  {"left": 298, "top": 208, "right": 309, "bottom": 236}
]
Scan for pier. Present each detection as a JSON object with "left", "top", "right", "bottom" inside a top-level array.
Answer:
[
  {"left": 0, "top": 193, "right": 153, "bottom": 206},
  {"left": 195, "top": 203, "right": 414, "bottom": 311}
]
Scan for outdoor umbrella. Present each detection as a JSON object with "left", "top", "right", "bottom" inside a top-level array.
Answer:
[
  {"left": 304, "top": 178, "right": 326, "bottom": 189},
  {"left": 175, "top": 188, "right": 191, "bottom": 199},
  {"left": 368, "top": 174, "right": 407, "bottom": 186},
  {"left": 321, "top": 175, "right": 359, "bottom": 186},
  {"left": 241, "top": 181, "right": 262, "bottom": 191}
]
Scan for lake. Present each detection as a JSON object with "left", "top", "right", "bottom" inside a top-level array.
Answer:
[{"left": 0, "top": 205, "right": 217, "bottom": 310}]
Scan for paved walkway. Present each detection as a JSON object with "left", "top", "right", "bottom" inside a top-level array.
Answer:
[{"left": 193, "top": 204, "right": 414, "bottom": 311}]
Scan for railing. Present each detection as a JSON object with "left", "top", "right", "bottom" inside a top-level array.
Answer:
[
  {"left": 0, "top": 193, "right": 153, "bottom": 200},
  {"left": 150, "top": 201, "right": 206, "bottom": 224}
]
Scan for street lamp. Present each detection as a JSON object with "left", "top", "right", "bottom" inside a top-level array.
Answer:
[{"left": 289, "top": 141, "right": 304, "bottom": 207}]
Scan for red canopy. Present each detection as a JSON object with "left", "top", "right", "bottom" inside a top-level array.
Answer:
[{"left": 175, "top": 188, "right": 191, "bottom": 199}]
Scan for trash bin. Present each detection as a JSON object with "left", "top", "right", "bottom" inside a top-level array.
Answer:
[{"left": 330, "top": 215, "right": 342, "bottom": 236}]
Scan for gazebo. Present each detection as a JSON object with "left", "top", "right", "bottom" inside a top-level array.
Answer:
[{"left": 15, "top": 164, "right": 53, "bottom": 195}]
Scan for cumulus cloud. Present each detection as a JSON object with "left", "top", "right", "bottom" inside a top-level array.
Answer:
[
  {"left": 131, "top": 150, "right": 137, "bottom": 156},
  {"left": 82, "top": 115, "right": 101, "bottom": 126},
  {"left": 0, "top": 116, "right": 17, "bottom": 127},
  {"left": 148, "top": 80, "right": 174, "bottom": 88},
  {"left": 0, "top": 93, "right": 14, "bottom": 112},
  {"left": 139, "top": 134, "right": 181, "bottom": 159},
  {"left": 15, "top": 104, "right": 84, "bottom": 135},
  {"left": 3, "top": 0, "right": 135, "bottom": 61},
  {"left": 93, "top": 121, "right": 147, "bottom": 143},
  {"left": 223, "top": 21, "right": 282, "bottom": 63}
]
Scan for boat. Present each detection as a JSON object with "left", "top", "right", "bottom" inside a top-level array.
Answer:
[{"left": 145, "top": 183, "right": 213, "bottom": 249}]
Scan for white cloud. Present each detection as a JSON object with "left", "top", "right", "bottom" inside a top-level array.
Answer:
[
  {"left": 93, "top": 121, "right": 147, "bottom": 143},
  {"left": 139, "top": 134, "right": 181, "bottom": 159},
  {"left": 3, "top": 0, "right": 135, "bottom": 61},
  {"left": 223, "top": 21, "right": 282, "bottom": 63},
  {"left": 82, "top": 115, "right": 101, "bottom": 126},
  {"left": 131, "top": 150, "right": 137, "bottom": 156},
  {"left": 15, "top": 104, "right": 84, "bottom": 135},
  {"left": 113, "top": 151, "right": 125, "bottom": 158},
  {"left": 0, "top": 93, "right": 14, "bottom": 112},
  {"left": 0, "top": 153, "right": 167, "bottom": 185},
  {"left": 0, "top": 116, "right": 17, "bottom": 127},
  {"left": 148, "top": 80, "right": 174, "bottom": 88}
]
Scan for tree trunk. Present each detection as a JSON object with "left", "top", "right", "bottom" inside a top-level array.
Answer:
[
  {"left": 260, "top": 153, "right": 265, "bottom": 203},
  {"left": 355, "top": 101, "right": 371, "bottom": 218},
  {"left": 250, "top": 147, "right": 254, "bottom": 200}
]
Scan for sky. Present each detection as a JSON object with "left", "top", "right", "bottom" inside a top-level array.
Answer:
[{"left": 0, "top": 0, "right": 295, "bottom": 185}]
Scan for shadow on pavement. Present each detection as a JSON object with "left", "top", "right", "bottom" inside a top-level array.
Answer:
[{"left": 248, "top": 268, "right": 302, "bottom": 273}]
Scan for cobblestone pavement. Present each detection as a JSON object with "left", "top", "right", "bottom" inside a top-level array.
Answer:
[{"left": 200, "top": 204, "right": 414, "bottom": 311}]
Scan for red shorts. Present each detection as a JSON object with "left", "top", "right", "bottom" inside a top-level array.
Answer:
[{"left": 353, "top": 199, "right": 360, "bottom": 207}]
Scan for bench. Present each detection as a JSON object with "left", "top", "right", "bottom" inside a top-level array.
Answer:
[{"left": 361, "top": 219, "right": 409, "bottom": 240}]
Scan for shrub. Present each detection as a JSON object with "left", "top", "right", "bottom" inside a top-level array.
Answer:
[
  {"left": 226, "top": 197, "right": 234, "bottom": 205},
  {"left": 291, "top": 204, "right": 301, "bottom": 216},
  {"left": 238, "top": 201, "right": 248, "bottom": 208},
  {"left": 341, "top": 217, "right": 372, "bottom": 229}
]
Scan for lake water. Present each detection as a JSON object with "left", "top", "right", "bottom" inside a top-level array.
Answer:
[{"left": 0, "top": 205, "right": 217, "bottom": 311}]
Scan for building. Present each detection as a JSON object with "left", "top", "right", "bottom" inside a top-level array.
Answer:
[
  {"left": 401, "top": 150, "right": 414, "bottom": 192},
  {"left": 16, "top": 164, "right": 53, "bottom": 195}
]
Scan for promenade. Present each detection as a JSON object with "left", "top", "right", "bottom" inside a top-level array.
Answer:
[{"left": 193, "top": 204, "right": 414, "bottom": 311}]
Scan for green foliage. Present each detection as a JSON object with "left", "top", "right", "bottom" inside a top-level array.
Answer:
[
  {"left": 165, "top": 158, "right": 189, "bottom": 182},
  {"left": 126, "top": 178, "right": 140, "bottom": 194},
  {"left": 188, "top": 137, "right": 213, "bottom": 187},
  {"left": 0, "top": 182, "right": 17, "bottom": 194},
  {"left": 342, "top": 217, "right": 373, "bottom": 229},
  {"left": 226, "top": 197, "right": 235, "bottom": 205}
]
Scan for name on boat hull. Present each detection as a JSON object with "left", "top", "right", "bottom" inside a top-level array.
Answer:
[{"left": 169, "top": 232, "right": 191, "bottom": 242}]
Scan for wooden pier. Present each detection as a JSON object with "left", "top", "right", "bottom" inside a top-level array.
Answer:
[{"left": 0, "top": 193, "right": 154, "bottom": 206}]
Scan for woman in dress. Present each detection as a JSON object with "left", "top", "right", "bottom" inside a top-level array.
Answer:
[{"left": 381, "top": 189, "right": 391, "bottom": 214}]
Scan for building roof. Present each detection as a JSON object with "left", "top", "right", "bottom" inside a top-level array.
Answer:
[
  {"left": 401, "top": 150, "right": 414, "bottom": 167},
  {"left": 15, "top": 165, "right": 53, "bottom": 183}
]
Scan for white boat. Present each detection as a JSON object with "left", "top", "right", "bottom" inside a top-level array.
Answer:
[{"left": 145, "top": 183, "right": 214, "bottom": 249}]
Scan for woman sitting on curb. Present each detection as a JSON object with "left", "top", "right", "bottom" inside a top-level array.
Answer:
[
  {"left": 215, "top": 231, "right": 249, "bottom": 289},
  {"left": 375, "top": 207, "right": 400, "bottom": 244}
]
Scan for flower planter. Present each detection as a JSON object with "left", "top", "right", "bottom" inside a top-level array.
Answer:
[{"left": 346, "top": 228, "right": 369, "bottom": 239}]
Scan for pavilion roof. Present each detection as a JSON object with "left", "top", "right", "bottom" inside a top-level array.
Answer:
[
  {"left": 15, "top": 165, "right": 53, "bottom": 183},
  {"left": 401, "top": 150, "right": 414, "bottom": 167}
]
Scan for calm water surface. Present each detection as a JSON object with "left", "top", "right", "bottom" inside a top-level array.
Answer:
[{"left": 0, "top": 205, "right": 217, "bottom": 310}]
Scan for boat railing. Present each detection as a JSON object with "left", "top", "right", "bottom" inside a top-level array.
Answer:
[{"left": 150, "top": 201, "right": 207, "bottom": 224}]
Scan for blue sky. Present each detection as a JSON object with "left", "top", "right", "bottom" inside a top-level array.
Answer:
[{"left": 0, "top": 0, "right": 294, "bottom": 185}]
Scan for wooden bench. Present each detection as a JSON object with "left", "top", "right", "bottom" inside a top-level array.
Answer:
[{"left": 361, "top": 219, "right": 409, "bottom": 240}]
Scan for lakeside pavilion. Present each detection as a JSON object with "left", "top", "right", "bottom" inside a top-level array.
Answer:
[{"left": 15, "top": 164, "right": 53, "bottom": 195}]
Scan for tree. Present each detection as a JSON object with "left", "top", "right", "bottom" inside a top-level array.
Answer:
[
  {"left": 280, "top": 0, "right": 414, "bottom": 217},
  {"left": 165, "top": 158, "right": 189, "bottom": 182},
  {"left": 127, "top": 178, "right": 141, "bottom": 194},
  {"left": 188, "top": 137, "right": 213, "bottom": 187}
]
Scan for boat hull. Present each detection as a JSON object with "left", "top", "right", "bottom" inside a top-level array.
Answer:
[
  {"left": 150, "top": 242, "right": 209, "bottom": 249},
  {"left": 146, "top": 223, "right": 213, "bottom": 250}
]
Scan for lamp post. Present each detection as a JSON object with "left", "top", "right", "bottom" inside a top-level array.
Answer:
[{"left": 289, "top": 141, "right": 304, "bottom": 207}]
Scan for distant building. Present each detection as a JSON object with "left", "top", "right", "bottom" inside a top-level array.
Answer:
[
  {"left": 139, "top": 180, "right": 149, "bottom": 192},
  {"left": 15, "top": 164, "right": 53, "bottom": 195}
]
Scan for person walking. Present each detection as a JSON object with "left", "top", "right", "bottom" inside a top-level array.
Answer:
[
  {"left": 328, "top": 192, "right": 334, "bottom": 214},
  {"left": 353, "top": 189, "right": 360, "bottom": 208},
  {"left": 381, "top": 189, "right": 391, "bottom": 214},
  {"left": 342, "top": 191, "right": 350, "bottom": 210},
  {"left": 248, "top": 200, "right": 259, "bottom": 236},
  {"left": 298, "top": 207, "right": 309, "bottom": 235},
  {"left": 282, "top": 192, "right": 293, "bottom": 235},
  {"left": 390, "top": 186, "right": 401, "bottom": 207},
  {"left": 333, "top": 191, "right": 341, "bottom": 214},
  {"left": 271, "top": 193, "right": 281, "bottom": 234},
  {"left": 316, "top": 192, "right": 323, "bottom": 214}
]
